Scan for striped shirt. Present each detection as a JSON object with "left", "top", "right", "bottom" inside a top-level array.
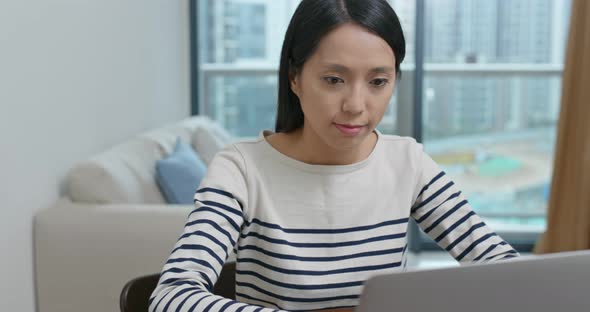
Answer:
[{"left": 149, "top": 130, "right": 519, "bottom": 312}]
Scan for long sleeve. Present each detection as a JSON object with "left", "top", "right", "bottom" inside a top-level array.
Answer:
[
  {"left": 149, "top": 146, "right": 280, "bottom": 312},
  {"left": 410, "top": 144, "right": 519, "bottom": 262}
]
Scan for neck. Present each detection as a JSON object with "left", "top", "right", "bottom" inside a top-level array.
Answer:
[{"left": 289, "top": 125, "right": 376, "bottom": 166}]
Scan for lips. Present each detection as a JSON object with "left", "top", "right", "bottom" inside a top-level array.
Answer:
[
  {"left": 334, "top": 123, "right": 365, "bottom": 136},
  {"left": 337, "top": 124, "right": 363, "bottom": 128}
]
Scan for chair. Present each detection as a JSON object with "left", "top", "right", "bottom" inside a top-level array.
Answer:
[{"left": 120, "top": 262, "right": 236, "bottom": 312}]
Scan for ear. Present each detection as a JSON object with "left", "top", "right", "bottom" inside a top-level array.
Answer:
[
  {"left": 289, "top": 67, "right": 300, "bottom": 96},
  {"left": 290, "top": 79, "right": 300, "bottom": 97}
]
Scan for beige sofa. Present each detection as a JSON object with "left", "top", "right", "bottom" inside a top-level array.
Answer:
[{"left": 34, "top": 116, "right": 234, "bottom": 312}]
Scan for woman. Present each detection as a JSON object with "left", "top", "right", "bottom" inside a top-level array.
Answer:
[{"left": 150, "top": 1, "right": 518, "bottom": 311}]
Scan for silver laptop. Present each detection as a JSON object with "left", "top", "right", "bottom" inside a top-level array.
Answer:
[{"left": 356, "top": 250, "right": 590, "bottom": 312}]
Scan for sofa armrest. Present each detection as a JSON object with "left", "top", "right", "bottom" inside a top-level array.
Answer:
[{"left": 34, "top": 198, "right": 194, "bottom": 312}]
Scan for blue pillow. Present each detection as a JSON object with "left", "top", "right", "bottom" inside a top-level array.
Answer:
[{"left": 156, "top": 138, "right": 207, "bottom": 204}]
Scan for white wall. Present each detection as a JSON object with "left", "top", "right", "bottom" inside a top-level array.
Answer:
[{"left": 0, "top": 1, "right": 190, "bottom": 310}]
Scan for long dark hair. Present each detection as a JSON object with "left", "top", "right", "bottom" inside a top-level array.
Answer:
[{"left": 275, "top": 0, "right": 406, "bottom": 133}]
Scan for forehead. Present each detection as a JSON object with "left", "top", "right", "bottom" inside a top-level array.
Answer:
[{"left": 309, "top": 23, "right": 395, "bottom": 71}]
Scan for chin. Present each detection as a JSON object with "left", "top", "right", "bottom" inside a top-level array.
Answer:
[{"left": 326, "top": 131, "right": 370, "bottom": 150}]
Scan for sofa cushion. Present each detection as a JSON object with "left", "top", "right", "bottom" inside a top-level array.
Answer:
[
  {"left": 156, "top": 138, "right": 206, "bottom": 204},
  {"left": 140, "top": 116, "right": 212, "bottom": 155},
  {"left": 66, "top": 138, "right": 168, "bottom": 204},
  {"left": 192, "top": 121, "right": 234, "bottom": 165}
]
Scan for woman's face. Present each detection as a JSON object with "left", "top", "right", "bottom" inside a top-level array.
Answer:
[{"left": 290, "top": 22, "right": 396, "bottom": 152}]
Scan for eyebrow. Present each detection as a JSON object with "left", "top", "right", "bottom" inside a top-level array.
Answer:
[{"left": 321, "top": 63, "right": 394, "bottom": 74}]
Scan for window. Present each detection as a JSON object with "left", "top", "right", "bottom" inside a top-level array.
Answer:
[
  {"left": 414, "top": 0, "right": 571, "bottom": 251},
  {"left": 195, "top": 0, "right": 299, "bottom": 137},
  {"left": 191, "top": 0, "right": 571, "bottom": 251}
]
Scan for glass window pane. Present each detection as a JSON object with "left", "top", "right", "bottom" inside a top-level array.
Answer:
[
  {"left": 423, "top": 75, "right": 560, "bottom": 231},
  {"left": 205, "top": 75, "right": 277, "bottom": 137},
  {"left": 199, "top": 0, "right": 299, "bottom": 65},
  {"left": 421, "top": 0, "right": 571, "bottom": 232},
  {"left": 424, "top": 0, "right": 571, "bottom": 64},
  {"left": 390, "top": 0, "right": 416, "bottom": 65},
  {"left": 378, "top": 0, "right": 416, "bottom": 135}
]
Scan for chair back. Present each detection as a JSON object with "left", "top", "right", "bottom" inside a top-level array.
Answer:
[{"left": 120, "top": 262, "right": 236, "bottom": 312}]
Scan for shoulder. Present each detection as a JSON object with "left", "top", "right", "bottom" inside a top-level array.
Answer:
[
  {"left": 200, "top": 141, "right": 265, "bottom": 214},
  {"left": 229, "top": 136, "right": 269, "bottom": 161},
  {"left": 208, "top": 136, "right": 268, "bottom": 174},
  {"left": 378, "top": 133, "right": 424, "bottom": 157},
  {"left": 372, "top": 133, "right": 428, "bottom": 178},
  {"left": 378, "top": 133, "right": 420, "bottom": 145}
]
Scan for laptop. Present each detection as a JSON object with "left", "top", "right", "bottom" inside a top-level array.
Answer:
[{"left": 356, "top": 250, "right": 590, "bottom": 312}]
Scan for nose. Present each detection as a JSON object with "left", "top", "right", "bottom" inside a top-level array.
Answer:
[{"left": 342, "top": 84, "right": 365, "bottom": 114}]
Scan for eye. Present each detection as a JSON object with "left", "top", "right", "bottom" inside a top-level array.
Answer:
[
  {"left": 370, "top": 78, "right": 389, "bottom": 88},
  {"left": 323, "top": 76, "right": 344, "bottom": 85}
]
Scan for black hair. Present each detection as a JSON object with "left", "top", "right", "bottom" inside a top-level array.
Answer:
[{"left": 275, "top": 0, "right": 406, "bottom": 133}]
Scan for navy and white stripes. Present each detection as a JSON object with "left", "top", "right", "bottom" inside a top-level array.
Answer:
[
  {"left": 234, "top": 212, "right": 409, "bottom": 311},
  {"left": 150, "top": 186, "right": 408, "bottom": 312},
  {"left": 149, "top": 133, "right": 518, "bottom": 312},
  {"left": 150, "top": 185, "right": 248, "bottom": 312},
  {"left": 412, "top": 170, "right": 518, "bottom": 262}
]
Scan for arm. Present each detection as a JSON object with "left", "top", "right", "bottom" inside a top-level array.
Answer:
[
  {"left": 410, "top": 144, "right": 519, "bottom": 263},
  {"left": 149, "top": 146, "right": 281, "bottom": 312}
]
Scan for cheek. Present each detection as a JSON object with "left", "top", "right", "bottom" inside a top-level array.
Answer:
[
  {"left": 374, "top": 86, "right": 395, "bottom": 110},
  {"left": 367, "top": 92, "right": 394, "bottom": 121},
  {"left": 376, "top": 94, "right": 392, "bottom": 111},
  {"left": 300, "top": 83, "right": 341, "bottom": 116}
]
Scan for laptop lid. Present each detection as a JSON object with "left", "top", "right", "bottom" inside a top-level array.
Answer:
[{"left": 356, "top": 250, "right": 590, "bottom": 312}]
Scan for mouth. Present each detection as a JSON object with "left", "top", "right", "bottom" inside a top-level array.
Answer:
[{"left": 334, "top": 123, "right": 366, "bottom": 136}]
